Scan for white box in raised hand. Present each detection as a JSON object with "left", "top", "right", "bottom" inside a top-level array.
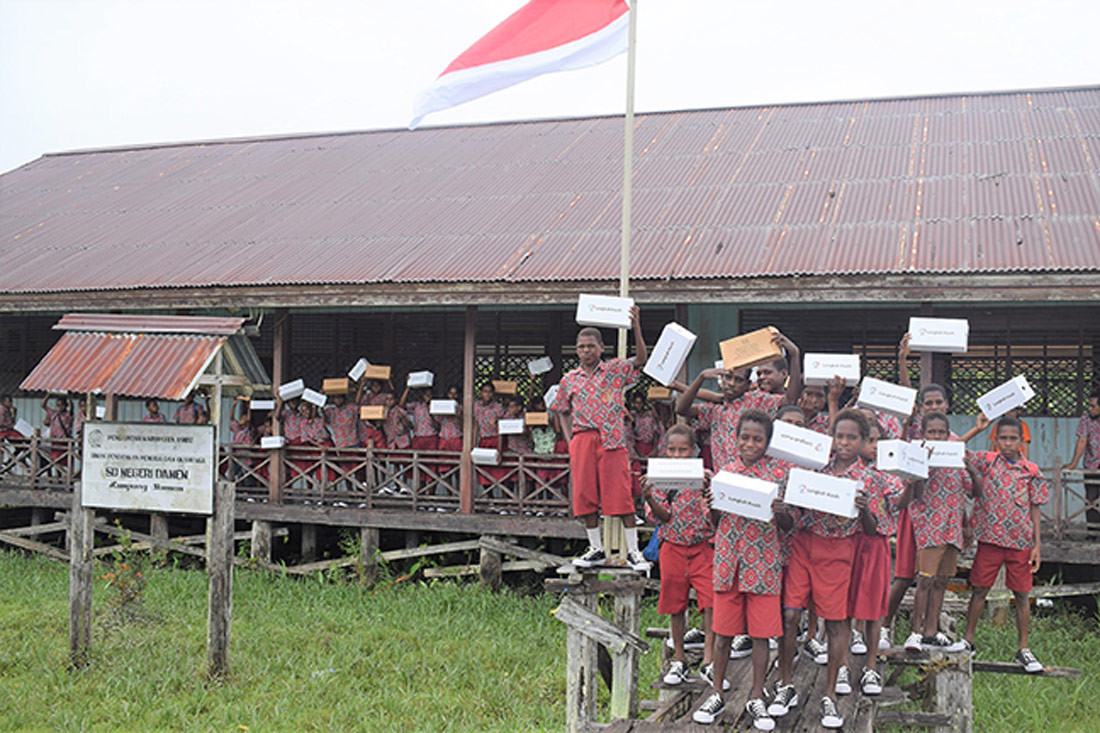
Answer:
[
  {"left": 498, "top": 418, "right": 525, "bottom": 435},
  {"left": 646, "top": 457, "right": 705, "bottom": 491},
  {"left": 876, "top": 440, "right": 929, "bottom": 480},
  {"left": 643, "top": 322, "right": 697, "bottom": 386},
  {"left": 13, "top": 419, "right": 34, "bottom": 438},
  {"left": 575, "top": 293, "right": 634, "bottom": 329},
  {"left": 785, "top": 467, "right": 859, "bottom": 518},
  {"left": 544, "top": 384, "right": 561, "bottom": 410},
  {"left": 348, "top": 358, "right": 370, "bottom": 382},
  {"left": 528, "top": 356, "right": 553, "bottom": 375},
  {"left": 710, "top": 470, "right": 778, "bottom": 522},
  {"left": 471, "top": 447, "right": 500, "bottom": 465},
  {"left": 407, "top": 371, "right": 434, "bottom": 388},
  {"left": 925, "top": 440, "right": 966, "bottom": 469},
  {"left": 301, "top": 388, "right": 327, "bottom": 408},
  {"left": 429, "top": 399, "right": 457, "bottom": 416},
  {"left": 766, "top": 420, "right": 833, "bottom": 470},
  {"left": 249, "top": 399, "right": 276, "bottom": 411},
  {"left": 278, "top": 379, "right": 305, "bottom": 400},
  {"left": 856, "top": 376, "right": 917, "bottom": 418},
  {"left": 260, "top": 435, "right": 286, "bottom": 449},
  {"left": 908, "top": 317, "right": 969, "bottom": 354},
  {"left": 977, "top": 375, "right": 1035, "bottom": 420},
  {"left": 803, "top": 353, "right": 860, "bottom": 387}
]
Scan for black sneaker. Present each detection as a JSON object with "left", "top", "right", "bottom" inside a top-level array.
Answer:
[
  {"left": 958, "top": 639, "right": 977, "bottom": 657},
  {"left": 699, "top": 661, "right": 731, "bottom": 691},
  {"left": 767, "top": 683, "right": 799, "bottom": 717},
  {"left": 692, "top": 692, "right": 725, "bottom": 725},
  {"left": 662, "top": 659, "right": 688, "bottom": 686},
  {"left": 860, "top": 666, "right": 883, "bottom": 695},
  {"left": 1015, "top": 648, "right": 1043, "bottom": 674},
  {"left": 683, "top": 627, "right": 706, "bottom": 650},
  {"left": 821, "top": 695, "right": 843, "bottom": 729},
  {"left": 746, "top": 697, "right": 776, "bottom": 731},
  {"left": 921, "top": 632, "right": 954, "bottom": 650},
  {"left": 572, "top": 546, "right": 605, "bottom": 568},
  {"left": 729, "top": 634, "right": 753, "bottom": 659},
  {"left": 626, "top": 549, "right": 651, "bottom": 572}
]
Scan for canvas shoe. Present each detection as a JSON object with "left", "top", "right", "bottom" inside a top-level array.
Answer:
[
  {"left": 804, "top": 637, "right": 828, "bottom": 665},
  {"left": 767, "top": 683, "right": 799, "bottom": 717},
  {"left": 850, "top": 629, "right": 868, "bottom": 655},
  {"left": 904, "top": 631, "right": 923, "bottom": 652},
  {"left": 699, "top": 662, "right": 731, "bottom": 691},
  {"left": 879, "top": 625, "right": 893, "bottom": 650},
  {"left": 921, "top": 631, "right": 956, "bottom": 650},
  {"left": 729, "top": 634, "right": 753, "bottom": 659},
  {"left": 821, "top": 696, "right": 844, "bottom": 729},
  {"left": 769, "top": 637, "right": 778, "bottom": 650},
  {"left": 572, "top": 546, "right": 605, "bottom": 568},
  {"left": 1015, "top": 648, "right": 1043, "bottom": 674},
  {"left": 835, "top": 664, "right": 852, "bottom": 696},
  {"left": 662, "top": 660, "right": 688, "bottom": 686},
  {"left": 746, "top": 697, "right": 775, "bottom": 731},
  {"left": 958, "top": 638, "right": 977, "bottom": 657},
  {"left": 860, "top": 666, "right": 883, "bottom": 695},
  {"left": 692, "top": 692, "right": 725, "bottom": 725},
  {"left": 626, "top": 549, "right": 651, "bottom": 572},
  {"left": 666, "top": 627, "right": 706, "bottom": 651}
]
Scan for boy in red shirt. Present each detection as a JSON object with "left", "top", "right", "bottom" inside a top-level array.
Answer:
[
  {"left": 692, "top": 410, "right": 792, "bottom": 730},
  {"left": 641, "top": 425, "right": 715, "bottom": 690},
  {"left": 960, "top": 416, "right": 1048, "bottom": 672},
  {"left": 550, "top": 306, "right": 649, "bottom": 571}
]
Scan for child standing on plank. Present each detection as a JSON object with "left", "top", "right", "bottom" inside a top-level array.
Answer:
[
  {"left": 324, "top": 390, "right": 360, "bottom": 450},
  {"left": 774, "top": 409, "right": 883, "bottom": 730},
  {"left": 174, "top": 392, "right": 205, "bottom": 424},
  {"left": 693, "top": 411, "right": 792, "bottom": 730},
  {"left": 143, "top": 399, "right": 167, "bottom": 423},
  {"left": 897, "top": 411, "right": 979, "bottom": 652},
  {"left": 502, "top": 396, "right": 532, "bottom": 455},
  {"left": 642, "top": 425, "right": 716, "bottom": 691},
  {"left": 960, "top": 416, "right": 1048, "bottom": 672},
  {"left": 550, "top": 305, "right": 650, "bottom": 571},
  {"left": 40, "top": 394, "right": 73, "bottom": 466}
]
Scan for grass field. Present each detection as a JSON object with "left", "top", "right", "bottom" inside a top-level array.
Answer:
[{"left": 0, "top": 550, "right": 1098, "bottom": 731}]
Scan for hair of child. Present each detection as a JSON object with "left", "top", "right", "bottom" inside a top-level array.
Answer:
[
  {"left": 995, "top": 415, "right": 1023, "bottom": 436},
  {"left": 776, "top": 404, "right": 805, "bottom": 421},
  {"left": 665, "top": 423, "right": 695, "bottom": 444},
  {"left": 770, "top": 356, "right": 789, "bottom": 372},
  {"left": 145, "top": 398, "right": 157, "bottom": 408},
  {"left": 919, "top": 382, "right": 950, "bottom": 402},
  {"left": 506, "top": 395, "right": 523, "bottom": 408},
  {"left": 737, "top": 408, "right": 774, "bottom": 442},
  {"left": 577, "top": 326, "right": 604, "bottom": 345},
  {"left": 922, "top": 411, "right": 951, "bottom": 433},
  {"left": 1091, "top": 387, "right": 1100, "bottom": 401},
  {"left": 833, "top": 407, "right": 870, "bottom": 439}
]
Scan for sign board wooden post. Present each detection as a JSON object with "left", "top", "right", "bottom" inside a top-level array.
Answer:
[
  {"left": 206, "top": 480, "right": 234, "bottom": 678},
  {"left": 68, "top": 480, "right": 94, "bottom": 668}
]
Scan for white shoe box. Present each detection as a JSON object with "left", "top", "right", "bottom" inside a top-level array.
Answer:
[
  {"left": 643, "top": 322, "right": 697, "bottom": 386},
  {"left": 977, "top": 375, "right": 1036, "bottom": 420},
  {"left": 907, "top": 317, "right": 969, "bottom": 354},
  {"left": 803, "top": 353, "right": 860, "bottom": 387},
  {"left": 856, "top": 377, "right": 917, "bottom": 418},
  {"left": 766, "top": 420, "right": 833, "bottom": 470},
  {"left": 710, "top": 470, "right": 779, "bottom": 522},
  {"left": 785, "top": 467, "right": 859, "bottom": 518},
  {"left": 646, "top": 457, "right": 705, "bottom": 491},
  {"left": 876, "top": 439, "right": 929, "bottom": 480},
  {"left": 575, "top": 293, "right": 634, "bottom": 329}
]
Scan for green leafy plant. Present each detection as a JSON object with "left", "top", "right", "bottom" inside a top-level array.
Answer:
[{"left": 98, "top": 519, "right": 149, "bottom": 621}]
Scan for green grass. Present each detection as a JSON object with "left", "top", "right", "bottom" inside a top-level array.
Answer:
[{"left": 1, "top": 550, "right": 1098, "bottom": 731}]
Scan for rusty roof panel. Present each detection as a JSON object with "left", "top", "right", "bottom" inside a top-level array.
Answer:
[{"left": 2, "top": 86, "right": 1099, "bottom": 295}]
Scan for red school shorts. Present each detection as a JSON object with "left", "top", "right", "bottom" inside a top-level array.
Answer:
[
  {"left": 713, "top": 588, "right": 782, "bottom": 639},
  {"left": 970, "top": 542, "right": 1033, "bottom": 593},
  {"left": 848, "top": 532, "right": 891, "bottom": 621},
  {"left": 568, "top": 430, "right": 634, "bottom": 517},
  {"left": 894, "top": 506, "right": 916, "bottom": 580},
  {"left": 657, "top": 541, "right": 714, "bottom": 614},
  {"left": 783, "top": 531, "right": 856, "bottom": 621}
]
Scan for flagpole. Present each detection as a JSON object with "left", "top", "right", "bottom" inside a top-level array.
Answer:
[{"left": 617, "top": 0, "right": 637, "bottom": 359}]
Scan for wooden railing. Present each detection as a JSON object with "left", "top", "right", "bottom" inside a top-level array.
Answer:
[
  {"left": 1049, "top": 464, "right": 1100, "bottom": 540},
  {"left": 0, "top": 434, "right": 79, "bottom": 490}
]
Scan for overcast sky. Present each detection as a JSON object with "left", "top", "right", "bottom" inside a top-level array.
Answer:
[{"left": 1, "top": 0, "right": 1097, "bottom": 174}]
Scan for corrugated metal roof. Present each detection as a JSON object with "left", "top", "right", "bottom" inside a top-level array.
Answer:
[
  {"left": 55, "top": 313, "right": 245, "bottom": 334},
  {"left": 1, "top": 86, "right": 1098, "bottom": 295},
  {"left": 20, "top": 332, "right": 224, "bottom": 399}
]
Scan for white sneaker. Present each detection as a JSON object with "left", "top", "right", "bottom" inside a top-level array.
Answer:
[
  {"left": 746, "top": 697, "right": 776, "bottom": 731},
  {"left": 729, "top": 634, "right": 753, "bottom": 659},
  {"left": 665, "top": 627, "right": 706, "bottom": 651},
  {"left": 879, "top": 626, "right": 893, "bottom": 650},
  {"left": 699, "top": 661, "right": 731, "bottom": 691},
  {"left": 693, "top": 692, "right": 725, "bottom": 725},
  {"left": 850, "top": 629, "right": 867, "bottom": 655},
  {"left": 860, "top": 666, "right": 883, "bottom": 695},
  {"left": 768, "top": 637, "right": 778, "bottom": 650},
  {"left": 804, "top": 637, "right": 828, "bottom": 665},
  {"left": 821, "top": 696, "right": 844, "bottom": 729},
  {"left": 835, "top": 665, "right": 852, "bottom": 695},
  {"left": 767, "top": 682, "right": 799, "bottom": 717},
  {"left": 626, "top": 549, "right": 651, "bottom": 572},
  {"left": 662, "top": 659, "right": 688, "bottom": 686},
  {"left": 572, "top": 546, "right": 606, "bottom": 568},
  {"left": 904, "top": 631, "right": 923, "bottom": 652},
  {"left": 1015, "top": 648, "right": 1044, "bottom": 674}
]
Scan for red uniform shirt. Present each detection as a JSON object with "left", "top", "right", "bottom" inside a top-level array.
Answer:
[
  {"left": 866, "top": 468, "right": 903, "bottom": 537},
  {"left": 693, "top": 391, "right": 784, "bottom": 473},
  {"left": 911, "top": 466, "right": 972, "bottom": 550},
  {"left": 505, "top": 425, "right": 534, "bottom": 454},
  {"left": 407, "top": 401, "right": 439, "bottom": 438},
  {"left": 473, "top": 400, "right": 505, "bottom": 439},
  {"left": 324, "top": 403, "right": 360, "bottom": 447},
  {"left": 799, "top": 458, "right": 883, "bottom": 539},
  {"left": 282, "top": 413, "right": 303, "bottom": 442},
  {"left": 551, "top": 358, "right": 639, "bottom": 450},
  {"left": 712, "top": 454, "right": 790, "bottom": 595},
  {"left": 174, "top": 403, "right": 202, "bottom": 425},
  {"left": 875, "top": 411, "right": 903, "bottom": 439},
  {"left": 361, "top": 391, "right": 389, "bottom": 407},
  {"left": 383, "top": 405, "right": 412, "bottom": 449},
  {"left": 143, "top": 413, "right": 167, "bottom": 423},
  {"left": 807, "top": 412, "right": 831, "bottom": 434},
  {"left": 632, "top": 411, "right": 660, "bottom": 445},
  {"left": 0, "top": 404, "right": 15, "bottom": 430},
  {"left": 297, "top": 417, "right": 328, "bottom": 443},
  {"left": 45, "top": 407, "right": 73, "bottom": 438},
  {"left": 968, "top": 451, "right": 1048, "bottom": 550},
  {"left": 646, "top": 485, "right": 713, "bottom": 547},
  {"left": 438, "top": 414, "right": 462, "bottom": 441},
  {"left": 230, "top": 421, "right": 256, "bottom": 445},
  {"left": 1076, "top": 413, "right": 1100, "bottom": 470}
]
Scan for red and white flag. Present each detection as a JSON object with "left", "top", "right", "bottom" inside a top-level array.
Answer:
[{"left": 409, "top": 0, "right": 630, "bottom": 129}]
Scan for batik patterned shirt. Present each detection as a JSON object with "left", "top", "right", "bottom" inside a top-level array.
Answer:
[
  {"left": 407, "top": 401, "right": 439, "bottom": 438},
  {"left": 230, "top": 421, "right": 256, "bottom": 445},
  {"left": 866, "top": 467, "right": 903, "bottom": 537},
  {"left": 968, "top": 451, "right": 1048, "bottom": 550},
  {"left": 693, "top": 391, "right": 784, "bottom": 474},
  {"left": 712, "top": 454, "right": 789, "bottom": 595},
  {"left": 807, "top": 412, "right": 831, "bottom": 434},
  {"left": 647, "top": 484, "right": 714, "bottom": 547},
  {"left": 45, "top": 407, "right": 73, "bottom": 439},
  {"left": 1076, "top": 414, "right": 1100, "bottom": 470},
  {"left": 0, "top": 404, "right": 15, "bottom": 430},
  {"left": 438, "top": 414, "right": 462, "bottom": 441},
  {"left": 383, "top": 405, "right": 412, "bottom": 449},
  {"left": 174, "top": 402, "right": 202, "bottom": 425},
  {"left": 798, "top": 459, "right": 884, "bottom": 538},
  {"left": 633, "top": 411, "right": 660, "bottom": 445},
  {"left": 551, "top": 358, "right": 639, "bottom": 450},
  {"left": 297, "top": 417, "right": 328, "bottom": 444},
  {"left": 910, "top": 466, "right": 972, "bottom": 550},
  {"left": 143, "top": 413, "right": 167, "bottom": 423},
  {"left": 473, "top": 400, "right": 505, "bottom": 439},
  {"left": 324, "top": 403, "right": 360, "bottom": 447}
]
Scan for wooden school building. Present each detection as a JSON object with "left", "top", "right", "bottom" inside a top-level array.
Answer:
[{"left": 1, "top": 84, "right": 1099, "bottom": 562}]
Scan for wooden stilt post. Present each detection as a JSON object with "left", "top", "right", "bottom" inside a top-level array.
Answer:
[
  {"left": 251, "top": 520, "right": 272, "bottom": 564},
  {"left": 68, "top": 481, "right": 94, "bottom": 668},
  {"left": 301, "top": 524, "right": 318, "bottom": 562},
  {"left": 604, "top": 516, "right": 626, "bottom": 565},
  {"left": 150, "top": 513, "right": 169, "bottom": 550},
  {"left": 479, "top": 538, "right": 502, "bottom": 592},
  {"left": 610, "top": 588, "right": 642, "bottom": 719},
  {"left": 931, "top": 653, "right": 973, "bottom": 733},
  {"left": 459, "top": 306, "right": 477, "bottom": 514},
  {"left": 270, "top": 309, "right": 289, "bottom": 504},
  {"left": 359, "top": 527, "right": 379, "bottom": 586},
  {"left": 206, "top": 480, "right": 234, "bottom": 679}
]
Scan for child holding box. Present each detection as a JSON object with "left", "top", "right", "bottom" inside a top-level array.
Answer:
[
  {"left": 775, "top": 409, "right": 883, "bottom": 730},
  {"left": 436, "top": 385, "right": 464, "bottom": 452},
  {"left": 641, "top": 425, "right": 716, "bottom": 690},
  {"left": 474, "top": 382, "right": 506, "bottom": 486},
  {"left": 693, "top": 410, "right": 793, "bottom": 730},
  {"left": 551, "top": 305, "right": 650, "bottom": 571},
  {"left": 401, "top": 387, "right": 440, "bottom": 453},
  {"left": 960, "top": 416, "right": 1047, "bottom": 672}
]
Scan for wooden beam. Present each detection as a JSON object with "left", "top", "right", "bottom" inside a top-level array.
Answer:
[
  {"left": 876, "top": 711, "right": 952, "bottom": 727},
  {"left": 479, "top": 544, "right": 502, "bottom": 591},
  {"left": 1, "top": 521, "right": 69, "bottom": 536},
  {"left": 460, "top": 305, "right": 476, "bottom": 514},
  {"left": 971, "top": 661, "right": 1081, "bottom": 679},
  {"left": 0, "top": 531, "right": 69, "bottom": 561},
  {"left": 551, "top": 597, "right": 650, "bottom": 656},
  {"left": 423, "top": 560, "right": 543, "bottom": 578},
  {"left": 269, "top": 309, "right": 289, "bottom": 504},
  {"left": 68, "top": 483, "right": 94, "bottom": 667},
  {"left": 478, "top": 536, "right": 568, "bottom": 567}
]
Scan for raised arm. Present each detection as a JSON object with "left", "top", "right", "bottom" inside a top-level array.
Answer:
[
  {"left": 669, "top": 379, "right": 723, "bottom": 403},
  {"left": 825, "top": 375, "right": 845, "bottom": 427},
  {"left": 959, "top": 413, "right": 991, "bottom": 444},
  {"left": 897, "top": 333, "right": 913, "bottom": 388},
  {"left": 398, "top": 384, "right": 411, "bottom": 407},
  {"left": 629, "top": 305, "right": 647, "bottom": 368},
  {"left": 677, "top": 368, "right": 725, "bottom": 418},
  {"left": 775, "top": 330, "right": 802, "bottom": 406}
]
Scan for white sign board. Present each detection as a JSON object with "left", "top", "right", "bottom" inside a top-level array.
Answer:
[{"left": 81, "top": 423, "right": 214, "bottom": 514}]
